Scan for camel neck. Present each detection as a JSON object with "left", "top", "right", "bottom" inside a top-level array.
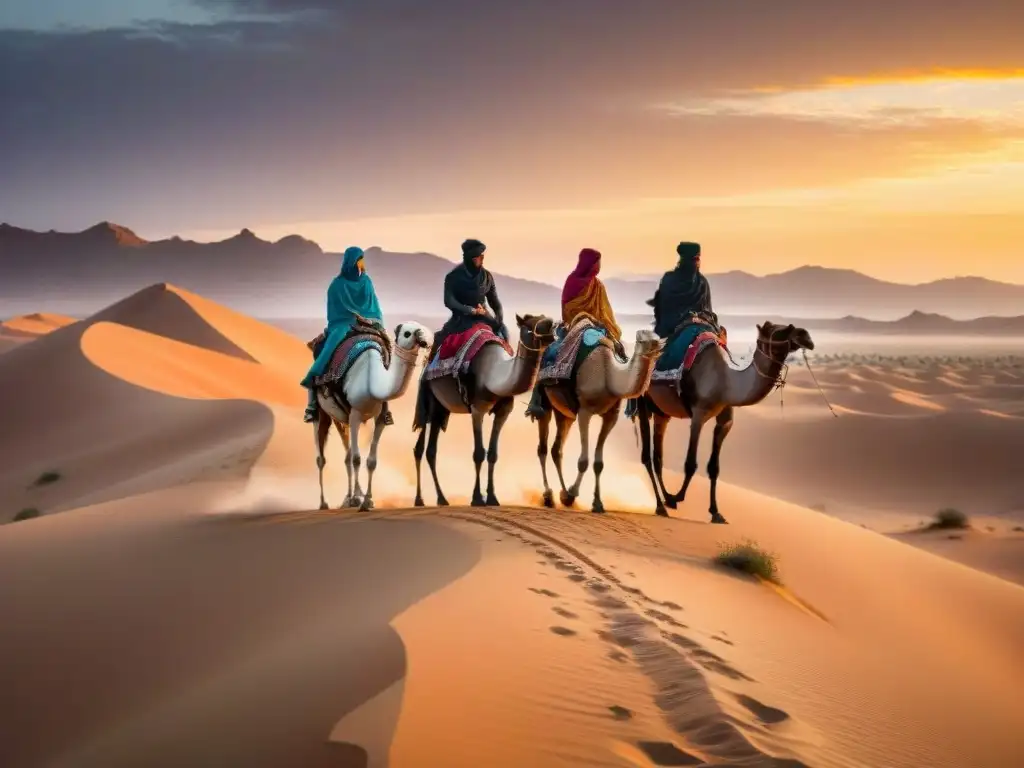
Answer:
[
  {"left": 607, "top": 344, "right": 659, "bottom": 399},
  {"left": 725, "top": 347, "right": 787, "bottom": 407}
]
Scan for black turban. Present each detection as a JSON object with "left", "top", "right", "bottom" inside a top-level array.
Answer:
[
  {"left": 676, "top": 241, "right": 701, "bottom": 262},
  {"left": 461, "top": 239, "right": 486, "bottom": 262}
]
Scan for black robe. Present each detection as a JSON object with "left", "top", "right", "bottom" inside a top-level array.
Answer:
[
  {"left": 438, "top": 262, "right": 504, "bottom": 339},
  {"left": 648, "top": 264, "right": 714, "bottom": 338}
]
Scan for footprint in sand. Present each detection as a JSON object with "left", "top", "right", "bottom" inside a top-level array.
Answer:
[
  {"left": 608, "top": 650, "right": 629, "bottom": 663},
  {"left": 663, "top": 632, "right": 755, "bottom": 682},
  {"left": 586, "top": 579, "right": 611, "bottom": 593},
  {"left": 711, "top": 634, "right": 734, "bottom": 646},
  {"left": 529, "top": 587, "right": 559, "bottom": 598},
  {"left": 567, "top": 573, "right": 587, "bottom": 582},
  {"left": 592, "top": 595, "right": 629, "bottom": 612},
  {"left": 636, "top": 741, "right": 703, "bottom": 766},
  {"left": 553, "top": 606, "right": 578, "bottom": 619},
  {"left": 608, "top": 704, "right": 634, "bottom": 721},
  {"left": 550, "top": 625, "right": 577, "bottom": 637},
  {"left": 645, "top": 608, "right": 686, "bottom": 628},
  {"left": 734, "top": 693, "right": 790, "bottom": 725}
]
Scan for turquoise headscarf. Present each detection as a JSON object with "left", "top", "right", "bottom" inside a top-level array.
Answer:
[{"left": 301, "top": 246, "right": 384, "bottom": 387}]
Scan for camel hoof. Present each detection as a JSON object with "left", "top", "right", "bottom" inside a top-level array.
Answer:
[
  {"left": 559, "top": 490, "right": 577, "bottom": 507},
  {"left": 591, "top": 501, "right": 605, "bottom": 514},
  {"left": 485, "top": 494, "right": 500, "bottom": 507},
  {"left": 347, "top": 496, "right": 362, "bottom": 509},
  {"left": 471, "top": 495, "right": 487, "bottom": 508},
  {"left": 655, "top": 506, "right": 669, "bottom": 517},
  {"left": 710, "top": 512, "right": 728, "bottom": 525},
  {"left": 360, "top": 498, "right": 374, "bottom": 512},
  {"left": 542, "top": 489, "right": 555, "bottom": 508},
  {"left": 414, "top": 496, "right": 425, "bottom": 507},
  {"left": 663, "top": 495, "right": 678, "bottom": 510},
  {"left": 437, "top": 497, "right": 450, "bottom": 507},
  {"left": 318, "top": 501, "right": 329, "bottom": 511}
]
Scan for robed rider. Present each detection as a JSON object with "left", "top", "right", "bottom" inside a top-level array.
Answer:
[
  {"left": 648, "top": 241, "right": 717, "bottom": 338},
  {"left": 433, "top": 238, "right": 508, "bottom": 353}
]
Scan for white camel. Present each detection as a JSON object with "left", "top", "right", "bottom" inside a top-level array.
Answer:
[{"left": 314, "top": 321, "right": 431, "bottom": 511}]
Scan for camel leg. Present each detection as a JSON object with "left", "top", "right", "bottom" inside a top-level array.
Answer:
[
  {"left": 536, "top": 408, "right": 555, "bottom": 508},
  {"left": 706, "top": 407, "right": 734, "bottom": 524},
  {"left": 359, "top": 411, "right": 388, "bottom": 512},
  {"left": 566, "top": 409, "right": 594, "bottom": 503},
  {"left": 314, "top": 409, "right": 331, "bottom": 510},
  {"left": 345, "top": 411, "right": 364, "bottom": 507},
  {"left": 425, "top": 410, "right": 449, "bottom": 507},
  {"left": 485, "top": 397, "right": 513, "bottom": 506},
  {"left": 470, "top": 406, "right": 487, "bottom": 507},
  {"left": 552, "top": 410, "right": 578, "bottom": 507},
  {"left": 637, "top": 398, "right": 668, "bottom": 516},
  {"left": 671, "top": 408, "right": 710, "bottom": 506},
  {"left": 413, "top": 427, "right": 427, "bottom": 507},
  {"left": 590, "top": 408, "right": 619, "bottom": 514},
  {"left": 652, "top": 412, "right": 676, "bottom": 508}
]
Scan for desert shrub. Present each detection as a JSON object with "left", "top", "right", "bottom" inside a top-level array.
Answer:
[
  {"left": 927, "top": 507, "right": 969, "bottom": 530},
  {"left": 13, "top": 508, "right": 40, "bottom": 522},
  {"left": 32, "top": 470, "right": 62, "bottom": 486},
  {"left": 715, "top": 540, "right": 780, "bottom": 583}
]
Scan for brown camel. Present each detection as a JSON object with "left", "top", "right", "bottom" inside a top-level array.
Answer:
[
  {"left": 634, "top": 320, "right": 815, "bottom": 522},
  {"left": 532, "top": 324, "right": 665, "bottom": 513},
  {"left": 413, "top": 313, "right": 557, "bottom": 507}
]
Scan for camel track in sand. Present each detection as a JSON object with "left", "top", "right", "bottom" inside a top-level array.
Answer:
[{"left": 225, "top": 505, "right": 825, "bottom": 767}]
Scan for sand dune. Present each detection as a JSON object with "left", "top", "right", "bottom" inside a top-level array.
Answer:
[
  {"left": 0, "top": 312, "right": 77, "bottom": 353},
  {"left": 2, "top": 287, "right": 1023, "bottom": 767}
]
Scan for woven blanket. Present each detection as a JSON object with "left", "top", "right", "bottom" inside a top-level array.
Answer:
[
  {"left": 538, "top": 316, "right": 622, "bottom": 383},
  {"left": 650, "top": 319, "right": 726, "bottom": 383},
  {"left": 307, "top": 321, "right": 392, "bottom": 387},
  {"left": 423, "top": 323, "right": 513, "bottom": 381}
]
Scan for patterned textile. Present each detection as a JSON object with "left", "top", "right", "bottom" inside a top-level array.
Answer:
[
  {"left": 538, "top": 314, "right": 622, "bottom": 383},
  {"left": 423, "top": 322, "right": 513, "bottom": 381},
  {"left": 650, "top": 315, "right": 727, "bottom": 383},
  {"left": 306, "top": 319, "right": 392, "bottom": 388}
]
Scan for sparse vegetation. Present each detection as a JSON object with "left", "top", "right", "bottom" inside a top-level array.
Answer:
[
  {"left": 32, "top": 470, "right": 62, "bottom": 487},
  {"left": 715, "top": 539, "right": 780, "bottom": 584},
  {"left": 13, "top": 508, "right": 41, "bottom": 522},
  {"left": 926, "top": 507, "right": 970, "bottom": 531}
]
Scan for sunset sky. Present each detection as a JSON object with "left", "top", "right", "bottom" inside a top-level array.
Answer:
[{"left": 2, "top": 1, "right": 1023, "bottom": 283}]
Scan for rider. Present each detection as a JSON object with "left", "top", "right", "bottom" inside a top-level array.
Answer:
[
  {"left": 525, "top": 247, "right": 623, "bottom": 418},
  {"left": 431, "top": 238, "right": 508, "bottom": 357},
  {"left": 648, "top": 241, "right": 717, "bottom": 339},
  {"left": 301, "top": 246, "right": 390, "bottom": 423}
]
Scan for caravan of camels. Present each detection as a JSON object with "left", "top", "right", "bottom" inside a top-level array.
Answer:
[{"left": 303, "top": 239, "right": 816, "bottom": 521}]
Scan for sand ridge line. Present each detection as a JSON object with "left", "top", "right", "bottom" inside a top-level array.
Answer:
[{"left": 442, "top": 509, "right": 822, "bottom": 768}]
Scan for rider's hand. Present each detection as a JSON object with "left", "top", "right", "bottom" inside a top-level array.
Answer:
[{"left": 472, "top": 305, "right": 487, "bottom": 316}]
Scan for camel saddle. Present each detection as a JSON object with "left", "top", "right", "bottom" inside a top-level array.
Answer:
[
  {"left": 422, "top": 322, "right": 512, "bottom": 382},
  {"left": 538, "top": 313, "right": 623, "bottom": 383},
  {"left": 307, "top": 317, "right": 393, "bottom": 390}
]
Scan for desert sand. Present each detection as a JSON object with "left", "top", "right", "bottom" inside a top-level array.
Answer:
[{"left": 1, "top": 285, "right": 1023, "bottom": 768}]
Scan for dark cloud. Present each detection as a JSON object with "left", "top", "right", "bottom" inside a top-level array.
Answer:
[{"left": 2, "top": 0, "right": 1023, "bottom": 232}]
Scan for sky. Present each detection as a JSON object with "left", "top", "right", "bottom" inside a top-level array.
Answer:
[{"left": 2, "top": 0, "right": 1023, "bottom": 283}]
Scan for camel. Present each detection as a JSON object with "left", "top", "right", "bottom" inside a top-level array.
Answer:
[
  {"left": 413, "top": 313, "right": 557, "bottom": 507},
  {"left": 634, "top": 320, "right": 815, "bottom": 523},
  {"left": 531, "top": 321, "right": 665, "bottom": 513},
  {"left": 314, "top": 321, "right": 431, "bottom": 512}
]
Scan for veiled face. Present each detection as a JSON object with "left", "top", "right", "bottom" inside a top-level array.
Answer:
[
  {"left": 471, "top": 254, "right": 484, "bottom": 269},
  {"left": 356, "top": 258, "right": 365, "bottom": 275}
]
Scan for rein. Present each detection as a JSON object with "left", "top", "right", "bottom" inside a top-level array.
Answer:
[{"left": 752, "top": 328, "right": 837, "bottom": 418}]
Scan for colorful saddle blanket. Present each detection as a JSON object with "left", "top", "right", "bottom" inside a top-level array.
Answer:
[
  {"left": 423, "top": 322, "right": 513, "bottom": 381},
  {"left": 650, "top": 315, "right": 728, "bottom": 382},
  {"left": 538, "top": 315, "right": 624, "bottom": 383},
  {"left": 307, "top": 319, "right": 392, "bottom": 388}
]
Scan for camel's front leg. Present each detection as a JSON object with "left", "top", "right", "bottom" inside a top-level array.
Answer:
[
  {"left": 484, "top": 398, "right": 513, "bottom": 506},
  {"left": 535, "top": 408, "right": 555, "bottom": 508},
  {"left": 359, "top": 410, "right": 389, "bottom": 512},
  {"left": 590, "top": 408, "right": 619, "bottom": 514},
  {"left": 314, "top": 409, "right": 331, "bottom": 510},
  {"left": 552, "top": 410, "right": 577, "bottom": 507},
  {"left": 706, "top": 406, "right": 733, "bottom": 524},
  {"left": 470, "top": 406, "right": 487, "bottom": 507},
  {"left": 637, "top": 398, "right": 668, "bottom": 516},
  {"left": 565, "top": 409, "right": 594, "bottom": 504},
  {"left": 667, "top": 408, "right": 709, "bottom": 506},
  {"left": 344, "top": 412, "right": 364, "bottom": 507},
  {"left": 652, "top": 412, "right": 676, "bottom": 508}
]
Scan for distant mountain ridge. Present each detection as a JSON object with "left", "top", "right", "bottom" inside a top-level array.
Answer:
[{"left": 2, "top": 222, "right": 1023, "bottom": 320}]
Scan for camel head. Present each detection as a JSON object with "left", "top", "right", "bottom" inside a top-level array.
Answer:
[
  {"left": 393, "top": 321, "right": 432, "bottom": 351},
  {"left": 755, "top": 321, "right": 815, "bottom": 358},
  {"left": 633, "top": 328, "right": 666, "bottom": 357},
  {"left": 514, "top": 313, "right": 557, "bottom": 351}
]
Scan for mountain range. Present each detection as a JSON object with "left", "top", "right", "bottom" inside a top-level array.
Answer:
[{"left": 2, "top": 222, "right": 1023, "bottom": 321}]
